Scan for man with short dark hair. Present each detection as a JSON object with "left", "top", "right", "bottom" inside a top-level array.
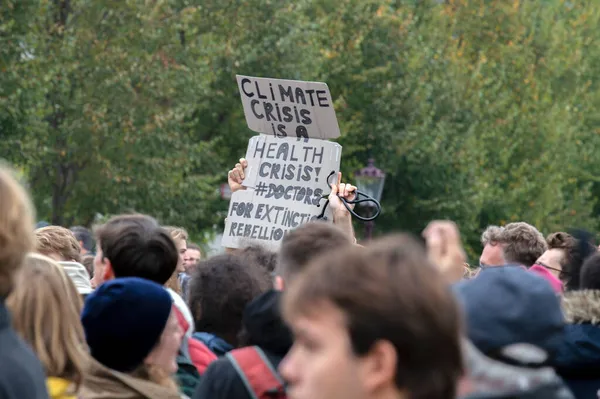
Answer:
[
  {"left": 92, "top": 213, "right": 207, "bottom": 396},
  {"left": 281, "top": 234, "right": 463, "bottom": 399},
  {"left": 91, "top": 214, "right": 178, "bottom": 288}
]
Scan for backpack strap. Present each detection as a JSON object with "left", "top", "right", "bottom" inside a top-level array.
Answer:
[{"left": 226, "top": 346, "right": 286, "bottom": 399}]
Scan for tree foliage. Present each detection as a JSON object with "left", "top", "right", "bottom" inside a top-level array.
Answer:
[{"left": 1, "top": 0, "right": 599, "bottom": 255}]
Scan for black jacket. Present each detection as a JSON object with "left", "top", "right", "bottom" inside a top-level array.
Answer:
[
  {"left": 554, "top": 290, "right": 600, "bottom": 399},
  {"left": 193, "top": 290, "right": 292, "bottom": 399},
  {"left": 0, "top": 300, "right": 48, "bottom": 399}
]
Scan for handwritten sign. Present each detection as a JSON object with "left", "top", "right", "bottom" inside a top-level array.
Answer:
[
  {"left": 222, "top": 135, "right": 342, "bottom": 250},
  {"left": 236, "top": 75, "right": 340, "bottom": 140}
]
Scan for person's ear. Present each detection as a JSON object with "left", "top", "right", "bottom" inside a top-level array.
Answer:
[
  {"left": 102, "top": 261, "right": 115, "bottom": 282},
  {"left": 360, "top": 340, "right": 397, "bottom": 394},
  {"left": 274, "top": 275, "right": 285, "bottom": 291}
]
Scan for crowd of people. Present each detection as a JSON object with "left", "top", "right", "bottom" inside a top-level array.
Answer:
[{"left": 1, "top": 159, "right": 600, "bottom": 399}]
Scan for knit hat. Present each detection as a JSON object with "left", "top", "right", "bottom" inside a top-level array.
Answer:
[
  {"left": 454, "top": 266, "right": 565, "bottom": 357},
  {"left": 81, "top": 277, "right": 173, "bottom": 372}
]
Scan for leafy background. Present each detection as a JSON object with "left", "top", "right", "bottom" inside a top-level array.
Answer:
[{"left": 2, "top": 0, "right": 599, "bottom": 259}]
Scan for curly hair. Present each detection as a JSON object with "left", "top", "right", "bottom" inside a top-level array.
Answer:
[
  {"left": 188, "top": 254, "right": 270, "bottom": 346},
  {"left": 236, "top": 245, "right": 277, "bottom": 274},
  {"left": 481, "top": 223, "right": 547, "bottom": 267},
  {"left": 35, "top": 226, "right": 82, "bottom": 263}
]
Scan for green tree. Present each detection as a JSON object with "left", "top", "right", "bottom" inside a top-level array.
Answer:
[{"left": 3, "top": 0, "right": 600, "bottom": 254}]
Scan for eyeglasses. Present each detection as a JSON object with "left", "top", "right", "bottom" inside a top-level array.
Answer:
[{"left": 534, "top": 262, "right": 570, "bottom": 276}]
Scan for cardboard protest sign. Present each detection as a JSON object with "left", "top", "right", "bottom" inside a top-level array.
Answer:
[
  {"left": 222, "top": 135, "right": 342, "bottom": 250},
  {"left": 236, "top": 75, "right": 341, "bottom": 140}
]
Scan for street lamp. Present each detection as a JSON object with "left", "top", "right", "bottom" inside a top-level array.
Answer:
[{"left": 354, "top": 158, "right": 386, "bottom": 240}]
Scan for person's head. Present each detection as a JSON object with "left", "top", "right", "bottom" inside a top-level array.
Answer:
[
  {"left": 480, "top": 226, "right": 506, "bottom": 267},
  {"left": 70, "top": 226, "right": 94, "bottom": 255},
  {"left": 165, "top": 226, "right": 188, "bottom": 274},
  {"left": 237, "top": 244, "right": 277, "bottom": 274},
  {"left": 579, "top": 252, "right": 600, "bottom": 290},
  {"left": 163, "top": 227, "right": 188, "bottom": 295},
  {"left": 91, "top": 214, "right": 178, "bottom": 288},
  {"left": 281, "top": 234, "right": 463, "bottom": 399},
  {"left": 6, "top": 253, "right": 88, "bottom": 386},
  {"left": 0, "top": 166, "right": 35, "bottom": 298},
  {"left": 561, "top": 229, "right": 597, "bottom": 291},
  {"left": 183, "top": 243, "right": 202, "bottom": 272},
  {"left": 188, "top": 254, "right": 270, "bottom": 346},
  {"left": 34, "top": 225, "right": 82, "bottom": 263},
  {"left": 480, "top": 223, "right": 546, "bottom": 268},
  {"left": 534, "top": 232, "right": 576, "bottom": 279},
  {"left": 276, "top": 222, "right": 353, "bottom": 289},
  {"left": 82, "top": 277, "right": 182, "bottom": 388},
  {"left": 454, "top": 267, "right": 564, "bottom": 362},
  {"left": 81, "top": 255, "right": 95, "bottom": 279}
]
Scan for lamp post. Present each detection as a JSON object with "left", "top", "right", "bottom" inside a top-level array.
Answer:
[{"left": 354, "top": 159, "right": 386, "bottom": 240}]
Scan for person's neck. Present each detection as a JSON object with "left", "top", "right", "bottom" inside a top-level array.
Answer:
[{"left": 370, "top": 387, "right": 408, "bottom": 399}]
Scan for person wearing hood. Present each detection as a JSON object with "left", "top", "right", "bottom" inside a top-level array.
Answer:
[
  {"left": 80, "top": 277, "right": 185, "bottom": 399},
  {"left": 454, "top": 266, "right": 573, "bottom": 399},
  {"left": 554, "top": 252, "right": 600, "bottom": 398},
  {"left": 193, "top": 222, "right": 354, "bottom": 399},
  {"left": 34, "top": 225, "right": 93, "bottom": 296}
]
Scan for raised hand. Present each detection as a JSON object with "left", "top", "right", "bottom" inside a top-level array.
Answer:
[
  {"left": 227, "top": 158, "right": 248, "bottom": 193},
  {"left": 328, "top": 172, "right": 357, "bottom": 217},
  {"left": 422, "top": 220, "right": 467, "bottom": 283}
]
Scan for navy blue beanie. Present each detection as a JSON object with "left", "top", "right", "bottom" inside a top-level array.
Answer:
[
  {"left": 454, "top": 266, "right": 565, "bottom": 356},
  {"left": 81, "top": 277, "right": 173, "bottom": 372}
]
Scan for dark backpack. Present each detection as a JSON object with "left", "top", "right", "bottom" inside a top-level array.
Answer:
[{"left": 226, "top": 346, "right": 287, "bottom": 399}]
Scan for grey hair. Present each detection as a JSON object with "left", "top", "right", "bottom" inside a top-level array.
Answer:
[{"left": 481, "top": 225, "right": 505, "bottom": 246}]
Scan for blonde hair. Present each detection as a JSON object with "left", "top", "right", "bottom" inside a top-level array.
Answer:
[
  {"left": 6, "top": 253, "right": 89, "bottom": 387},
  {"left": 164, "top": 272, "right": 182, "bottom": 295},
  {"left": 34, "top": 225, "right": 82, "bottom": 263},
  {"left": 131, "top": 364, "right": 179, "bottom": 392},
  {"left": 165, "top": 226, "right": 188, "bottom": 242},
  {"left": 164, "top": 226, "right": 187, "bottom": 295},
  {"left": 0, "top": 166, "right": 35, "bottom": 297}
]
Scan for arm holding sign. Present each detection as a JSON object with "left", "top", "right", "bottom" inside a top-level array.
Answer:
[
  {"left": 228, "top": 158, "right": 248, "bottom": 193},
  {"left": 329, "top": 172, "right": 357, "bottom": 244},
  {"left": 226, "top": 159, "right": 357, "bottom": 244}
]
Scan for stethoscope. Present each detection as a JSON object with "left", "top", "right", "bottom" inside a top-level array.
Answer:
[{"left": 316, "top": 171, "right": 382, "bottom": 222}]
